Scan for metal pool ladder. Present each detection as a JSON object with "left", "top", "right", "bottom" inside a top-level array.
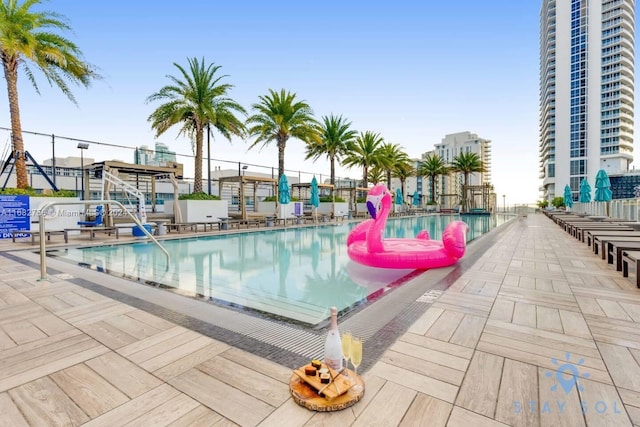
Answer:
[{"left": 37, "top": 199, "right": 170, "bottom": 280}]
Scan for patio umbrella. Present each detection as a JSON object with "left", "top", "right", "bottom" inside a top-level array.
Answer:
[
  {"left": 412, "top": 190, "right": 420, "bottom": 206},
  {"left": 395, "top": 188, "right": 403, "bottom": 214},
  {"left": 563, "top": 184, "right": 573, "bottom": 208},
  {"left": 579, "top": 178, "right": 592, "bottom": 203},
  {"left": 594, "top": 169, "right": 612, "bottom": 202},
  {"left": 395, "top": 188, "right": 403, "bottom": 205},
  {"left": 278, "top": 174, "right": 291, "bottom": 205},
  {"left": 310, "top": 176, "right": 320, "bottom": 222}
]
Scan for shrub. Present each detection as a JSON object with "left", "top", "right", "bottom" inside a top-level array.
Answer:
[
  {"left": 551, "top": 196, "right": 565, "bottom": 208},
  {"left": 179, "top": 192, "right": 221, "bottom": 200},
  {"left": 427, "top": 200, "right": 438, "bottom": 205},
  {"left": 356, "top": 197, "right": 366, "bottom": 203},
  {"left": 0, "top": 188, "right": 76, "bottom": 197},
  {"left": 320, "top": 196, "right": 345, "bottom": 203},
  {"left": 537, "top": 200, "right": 549, "bottom": 208},
  {"left": 261, "top": 196, "right": 299, "bottom": 202}
]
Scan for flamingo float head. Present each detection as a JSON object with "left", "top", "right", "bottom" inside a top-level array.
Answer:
[{"left": 366, "top": 184, "right": 392, "bottom": 219}]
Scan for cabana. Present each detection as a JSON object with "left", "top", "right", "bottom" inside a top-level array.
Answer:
[
  {"left": 292, "top": 182, "right": 335, "bottom": 217},
  {"left": 87, "top": 160, "right": 184, "bottom": 225},
  {"left": 218, "top": 175, "right": 278, "bottom": 221}
]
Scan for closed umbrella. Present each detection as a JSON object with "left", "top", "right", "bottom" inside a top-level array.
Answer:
[
  {"left": 395, "top": 188, "right": 403, "bottom": 214},
  {"left": 563, "top": 184, "right": 573, "bottom": 209},
  {"left": 579, "top": 178, "right": 591, "bottom": 203},
  {"left": 278, "top": 174, "right": 291, "bottom": 205},
  {"left": 594, "top": 169, "right": 612, "bottom": 202},
  {"left": 412, "top": 191, "right": 420, "bottom": 206},
  {"left": 310, "top": 176, "right": 320, "bottom": 222}
]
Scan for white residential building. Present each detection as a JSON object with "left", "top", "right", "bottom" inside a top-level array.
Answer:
[
  {"left": 539, "top": 0, "right": 635, "bottom": 202},
  {"left": 420, "top": 132, "right": 491, "bottom": 207}
]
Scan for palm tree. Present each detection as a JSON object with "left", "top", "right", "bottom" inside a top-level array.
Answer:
[
  {"left": 342, "top": 131, "right": 385, "bottom": 188},
  {"left": 378, "top": 142, "right": 409, "bottom": 189},
  {"left": 450, "top": 151, "right": 486, "bottom": 211},
  {"left": 147, "top": 57, "right": 246, "bottom": 194},
  {"left": 0, "top": 0, "right": 99, "bottom": 188},
  {"left": 367, "top": 166, "right": 385, "bottom": 185},
  {"left": 305, "top": 114, "right": 356, "bottom": 186},
  {"left": 418, "top": 153, "right": 449, "bottom": 203},
  {"left": 246, "top": 88, "right": 319, "bottom": 178}
]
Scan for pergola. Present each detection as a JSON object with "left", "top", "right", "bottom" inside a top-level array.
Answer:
[
  {"left": 218, "top": 175, "right": 278, "bottom": 220},
  {"left": 291, "top": 182, "right": 334, "bottom": 213},
  {"left": 87, "top": 160, "right": 184, "bottom": 223}
]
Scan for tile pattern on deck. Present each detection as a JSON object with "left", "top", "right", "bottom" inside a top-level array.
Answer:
[{"left": 0, "top": 213, "right": 639, "bottom": 425}]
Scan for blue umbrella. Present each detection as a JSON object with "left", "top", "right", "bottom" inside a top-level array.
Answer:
[
  {"left": 278, "top": 174, "right": 291, "bottom": 205},
  {"left": 412, "top": 191, "right": 420, "bottom": 206},
  {"left": 594, "top": 169, "right": 612, "bottom": 202},
  {"left": 310, "top": 176, "right": 320, "bottom": 208},
  {"left": 563, "top": 184, "right": 573, "bottom": 208},
  {"left": 395, "top": 188, "right": 403, "bottom": 205},
  {"left": 579, "top": 178, "right": 591, "bottom": 203}
]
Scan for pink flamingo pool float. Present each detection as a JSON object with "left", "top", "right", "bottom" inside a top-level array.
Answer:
[{"left": 347, "top": 184, "right": 469, "bottom": 269}]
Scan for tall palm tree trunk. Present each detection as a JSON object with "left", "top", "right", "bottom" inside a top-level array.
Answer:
[
  {"left": 430, "top": 175, "right": 436, "bottom": 203},
  {"left": 362, "top": 166, "right": 368, "bottom": 188},
  {"left": 387, "top": 171, "right": 392, "bottom": 190},
  {"left": 193, "top": 126, "right": 204, "bottom": 193},
  {"left": 278, "top": 137, "right": 287, "bottom": 178},
  {"left": 2, "top": 58, "right": 28, "bottom": 189},
  {"left": 329, "top": 155, "right": 335, "bottom": 186}
]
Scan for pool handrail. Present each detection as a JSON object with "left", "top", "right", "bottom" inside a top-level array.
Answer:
[{"left": 38, "top": 199, "right": 170, "bottom": 280}]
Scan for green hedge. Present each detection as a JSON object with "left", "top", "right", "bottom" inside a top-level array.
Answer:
[
  {"left": 0, "top": 188, "right": 77, "bottom": 197},
  {"left": 262, "top": 196, "right": 300, "bottom": 202},
  {"left": 179, "top": 192, "right": 221, "bottom": 200}
]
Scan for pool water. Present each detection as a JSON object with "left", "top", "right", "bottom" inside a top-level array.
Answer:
[{"left": 49, "top": 214, "right": 510, "bottom": 325}]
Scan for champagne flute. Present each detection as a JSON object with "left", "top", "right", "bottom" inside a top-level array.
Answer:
[
  {"left": 341, "top": 331, "right": 352, "bottom": 377},
  {"left": 350, "top": 336, "right": 363, "bottom": 392}
]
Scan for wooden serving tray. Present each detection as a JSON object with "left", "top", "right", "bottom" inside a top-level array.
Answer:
[
  {"left": 293, "top": 364, "right": 354, "bottom": 400},
  {"left": 290, "top": 367, "right": 364, "bottom": 412}
]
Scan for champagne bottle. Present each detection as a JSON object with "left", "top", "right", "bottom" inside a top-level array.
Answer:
[{"left": 324, "top": 306, "right": 343, "bottom": 370}]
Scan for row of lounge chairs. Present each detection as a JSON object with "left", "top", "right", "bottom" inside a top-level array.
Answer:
[{"left": 545, "top": 211, "right": 640, "bottom": 287}]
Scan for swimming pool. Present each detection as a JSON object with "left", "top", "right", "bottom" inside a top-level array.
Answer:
[{"left": 48, "top": 214, "right": 511, "bottom": 325}]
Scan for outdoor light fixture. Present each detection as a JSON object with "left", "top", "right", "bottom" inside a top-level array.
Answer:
[{"left": 77, "top": 143, "right": 89, "bottom": 200}]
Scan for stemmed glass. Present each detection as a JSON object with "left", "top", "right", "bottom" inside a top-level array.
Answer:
[
  {"left": 341, "top": 331, "right": 352, "bottom": 377},
  {"left": 350, "top": 336, "right": 363, "bottom": 392}
]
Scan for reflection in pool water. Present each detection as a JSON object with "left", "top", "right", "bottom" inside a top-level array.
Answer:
[{"left": 49, "top": 214, "right": 510, "bottom": 325}]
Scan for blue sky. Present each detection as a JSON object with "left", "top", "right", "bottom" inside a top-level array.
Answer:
[{"left": 3, "top": 0, "right": 544, "bottom": 204}]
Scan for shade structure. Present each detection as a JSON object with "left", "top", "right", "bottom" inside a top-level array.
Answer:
[
  {"left": 579, "top": 178, "right": 592, "bottom": 203},
  {"left": 412, "top": 190, "right": 420, "bottom": 206},
  {"left": 594, "top": 169, "right": 613, "bottom": 202},
  {"left": 395, "top": 188, "right": 403, "bottom": 205},
  {"left": 278, "top": 174, "right": 291, "bottom": 205},
  {"left": 563, "top": 184, "right": 573, "bottom": 208},
  {"left": 310, "top": 176, "right": 320, "bottom": 208}
]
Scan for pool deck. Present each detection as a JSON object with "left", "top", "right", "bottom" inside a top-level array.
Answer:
[{"left": 0, "top": 213, "right": 638, "bottom": 425}]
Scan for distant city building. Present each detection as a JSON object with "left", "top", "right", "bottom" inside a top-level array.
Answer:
[
  {"left": 539, "top": 0, "right": 635, "bottom": 202},
  {"left": 154, "top": 142, "right": 176, "bottom": 164},
  {"left": 421, "top": 131, "right": 492, "bottom": 208},
  {"left": 134, "top": 145, "right": 154, "bottom": 165},
  {"left": 134, "top": 142, "right": 176, "bottom": 166},
  {"left": 43, "top": 156, "right": 95, "bottom": 169}
]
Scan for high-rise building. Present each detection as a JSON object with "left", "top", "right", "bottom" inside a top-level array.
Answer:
[
  {"left": 134, "top": 145, "right": 154, "bottom": 165},
  {"left": 539, "top": 0, "right": 635, "bottom": 202},
  {"left": 154, "top": 142, "right": 176, "bottom": 164},
  {"left": 421, "top": 131, "right": 492, "bottom": 208}
]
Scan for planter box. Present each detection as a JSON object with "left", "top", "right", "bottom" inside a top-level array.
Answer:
[
  {"left": 317, "top": 202, "right": 349, "bottom": 218},
  {"left": 257, "top": 201, "right": 303, "bottom": 220},
  {"left": 165, "top": 200, "right": 228, "bottom": 223}
]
